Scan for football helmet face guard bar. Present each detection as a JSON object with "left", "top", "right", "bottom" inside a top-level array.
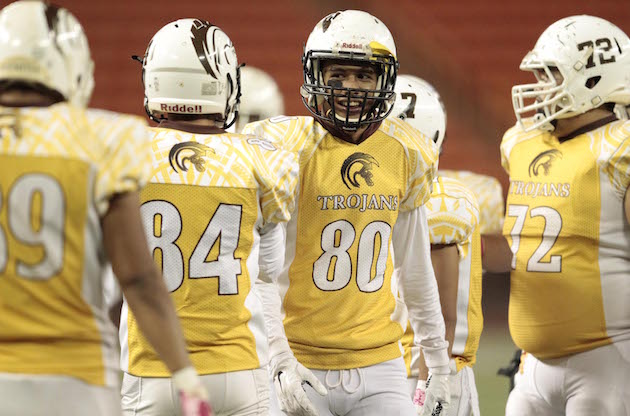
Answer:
[
  {"left": 512, "top": 51, "right": 584, "bottom": 132},
  {"left": 301, "top": 49, "right": 398, "bottom": 131},
  {"left": 511, "top": 15, "right": 630, "bottom": 132}
]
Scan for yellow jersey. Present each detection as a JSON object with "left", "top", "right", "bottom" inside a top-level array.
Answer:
[
  {"left": 501, "top": 120, "right": 630, "bottom": 359},
  {"left": 402, "top": 176, "right": 482, "bottom": 375},
  {"left": 440, "top": 170, "right": 505, "bottom": 234},
  {"left": 243, "top": 116, "right": 438, "bottom": 369},
  {"left": 120, "top": 127, "right": 298, "bottom": 377},
  {"left": 0, "top": 104, "right": 151, "bottom": 386}
]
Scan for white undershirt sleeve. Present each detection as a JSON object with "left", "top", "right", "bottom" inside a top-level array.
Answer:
[
  {"left": 393, "top": 206, "right": 450, "bottom": 370},
  {"left": 256, "top": 223, "right": 295, "bottom": 371}
]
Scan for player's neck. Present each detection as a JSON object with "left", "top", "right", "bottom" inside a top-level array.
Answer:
[
  {"left": 321, "top": 120, "right": 380, "bottom": 145},
  {"left": 553, "top": 108, "right": 617, "bottom": 141},
  {"left": 346, "top": 126, "right": 369, "bottom": 144},
  {"left": 0, "top": 91, "right": 61, "bottom": 107},
  {"left": 158, "top": 119, "right": 225, "bottom": 135}
]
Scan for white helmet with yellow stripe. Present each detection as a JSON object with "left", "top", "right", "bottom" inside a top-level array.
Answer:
[{"left": 300, "top": 10, "right": 398, "bottom": 131}]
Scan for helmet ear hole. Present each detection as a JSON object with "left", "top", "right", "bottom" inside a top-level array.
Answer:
[{"left": 585, "top": 76, "right": 601, "bottom": 89}]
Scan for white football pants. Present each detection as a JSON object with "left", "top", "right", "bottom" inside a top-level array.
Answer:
[
  {"left": 271, "top": 357, "right": 416, "bottom": 416},
  {"left": 506, "top": 340, "right": 630, "bottom": 416},
  {"left": 0, "top": 372, "right": 122, "bottom": 415},
  {"left": 121, "top": 368, "right": 269, "bottom": 416}
]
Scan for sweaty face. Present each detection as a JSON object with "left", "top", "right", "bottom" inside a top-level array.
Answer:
[{"left": 321, "top": 61, "right": 379, "bottom": 122}]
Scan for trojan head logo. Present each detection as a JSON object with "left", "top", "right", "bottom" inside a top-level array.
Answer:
[
  {"left": 322, "top": 12, "right": 341, "bottom": 32},
  {"left": 169, "top": 142, "right": 214, "bottom": 173},
  {"left": 341, "top": 152, "right": 379, "bottom": 189},
  {"left": 529, "top": 149, "right": 562, "bottom": 177},
  {"left": 44, "top": 3, "right": 62, "bottom": 53},
  {"left": 190, "top": 19, "right": 217, "bottom": 77}
]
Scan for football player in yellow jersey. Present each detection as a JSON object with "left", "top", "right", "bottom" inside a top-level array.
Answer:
[
  {"left": 482, "top": 15, "right": 630, "bottom": 416},
  {"left": 392, "top": 75, "right": 483, "bottom": 416},
  {"left": 243, "top": 10, "right": 450, "bottom": 416},
  {"left": 233, "top": 66, "right": 285, "bottom": 134},
  {"left": 0, "top": 2, "right": 211, "bottom": 416},
  {"left": 119, "top": 19, "right": 299, "bottom": 416}
]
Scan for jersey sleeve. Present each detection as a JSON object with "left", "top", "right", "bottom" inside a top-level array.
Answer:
[
  {"left": 241, "top": 116, "right": 298, "bottom": 147},
  {"left": 477, "top": 176, "right": 505, "bottom": 234},
  {"left": 93, "top": 114, "right": 153, "bottom": 216},
  {"left": 249, "top": 136, "right": 299, "bottom": 225},
  {"left": 425, "top": 177, "right": 479, "bottom": 248},
  {"left": 603, "top": 121, "right": 630, "bottom": 199},
  {"left": 393, "top": 119, "right": 439, "bottom": 212},
  {"left": 439, "top": 170, "right": 505, "bottom": 234},
  {"left": 500, "top": 125, "right": 521, "bottom": 176}
]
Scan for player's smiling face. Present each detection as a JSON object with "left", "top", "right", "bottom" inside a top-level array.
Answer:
[{"left": 321, "top": 60, "right": 379, "bottom": 122}]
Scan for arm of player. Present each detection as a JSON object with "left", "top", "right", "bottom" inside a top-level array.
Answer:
[
  {"left": 102, "top": 191, "right": 211, "bottom": 416},
  {"left": 417, "top": 244, "right": 459, "bottom": 380},
  {"left": 257, "top": 223, "right": 327, "bottom": 416},
  {"left": 481, "top": 233, "right": 512, "bottom": 273},
  {"left": 625, "top": 186, "right": 630, "bottom": 225},
  {"left": 393, "top": 206, "right": 450, "bottom": 415}
]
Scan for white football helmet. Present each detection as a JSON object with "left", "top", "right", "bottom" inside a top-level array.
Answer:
[
  {"left": 301, "top": 10, "right": 398, "bottom": 131},
  {"left": 234, "top": 66, "right": 284, "bottom": 133},
  {"left": 0, "top": 0, "right": 93, "bottom": 106},
  {"left": 142, "top": 19, "right": 240, "bottom": 128},
  {"left": 392, "top": 74, "right": 446, "bottom": 150},
  {"left": 512, "top": 15, "right": 630, "bottom": 132}
]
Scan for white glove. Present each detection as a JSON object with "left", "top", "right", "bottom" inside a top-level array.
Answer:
[
  {"left": 417, "top": 365, "right": 450, "bottom": 416},
  {"left": 273, "top": 357, "right": 328, "bottom": 416},
  {"left": 172, "top": 366, "right": 213, "bottom": 416}
]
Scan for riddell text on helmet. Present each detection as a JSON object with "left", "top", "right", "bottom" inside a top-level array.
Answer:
[{"left": 160, "top": 104, "right": 203, "bottom": 113}]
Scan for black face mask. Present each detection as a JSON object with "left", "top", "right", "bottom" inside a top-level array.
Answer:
[{"left": 300, "top": 53, "right": 398, "bottom": 132}]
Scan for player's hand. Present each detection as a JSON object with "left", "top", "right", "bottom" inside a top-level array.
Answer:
[
  {"left": 173, "top": 367, "right": 213, "bottom": 416},
  {"left": 413, "top": 379, "right": 427, "bottom": 412},
  {"left": 417, "top": 367, "right": 450, "bottom": 416},
  {"left": 273, "top": 357, "right": 327, "bottom": 416}
]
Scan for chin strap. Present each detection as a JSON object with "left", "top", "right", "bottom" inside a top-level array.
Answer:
[{"left": 319, "top": 118, "right": 382, "bottom": 144}]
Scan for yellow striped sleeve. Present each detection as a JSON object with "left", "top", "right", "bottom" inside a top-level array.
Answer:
[
  {"left": 603, "top": 121, "right": 630, "bottom": 199},
  {"left": 93, "top": 114, "right": 153, "bottom": 215},
  {"left": 388, "top": 118, "right": 439, "bottom": 212},
  {"left": 248, "top": 137, "right": 299, "bottom": 224},
  {"left": 439, "top": 170, "right": 504, "bottom": 234},
  {"left": 426, "top": 177, "right": 479, "bottom": 247}
]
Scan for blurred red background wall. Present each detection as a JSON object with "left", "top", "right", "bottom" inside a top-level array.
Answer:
[{"left": 47, "top": 0, "right": 630, "bottom": 192}]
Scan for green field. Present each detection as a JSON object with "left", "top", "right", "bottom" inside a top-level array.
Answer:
[{"left": 474, "top": 326, "right": 517, "bottom": 416}]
